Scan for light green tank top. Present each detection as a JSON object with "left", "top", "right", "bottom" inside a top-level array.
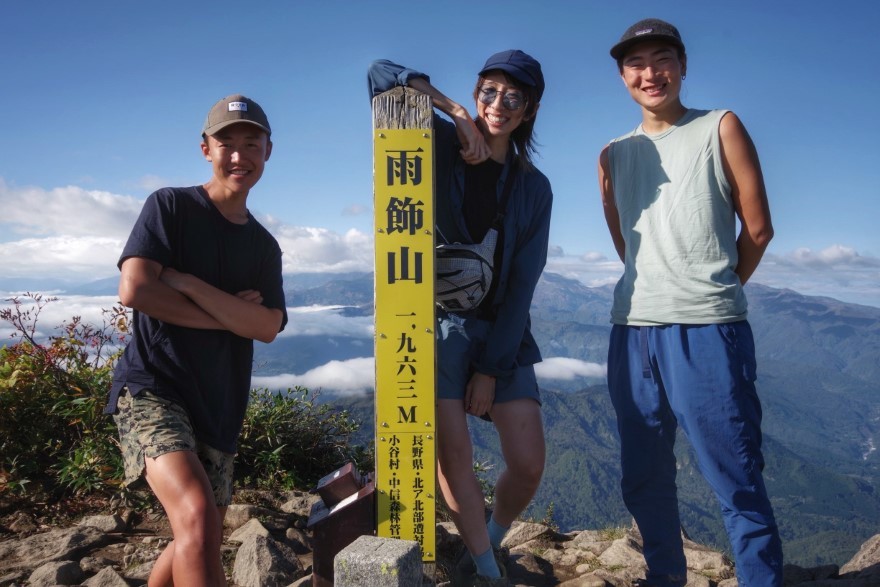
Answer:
[{"left": 608, "top": 109, "right": 747, "bottom": 325}]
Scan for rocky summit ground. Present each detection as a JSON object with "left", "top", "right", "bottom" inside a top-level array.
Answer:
[{"left": 1, "top": 490, "right": 880, "bottom": 586}]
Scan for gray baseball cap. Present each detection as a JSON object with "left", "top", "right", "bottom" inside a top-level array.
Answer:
[{"left": 202, "top": 94, "right": 271, "bottom": 137}]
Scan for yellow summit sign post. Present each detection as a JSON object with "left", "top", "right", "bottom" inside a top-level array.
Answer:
[{"left": 372, "top": 87, "right": 436, "bottom": 562}]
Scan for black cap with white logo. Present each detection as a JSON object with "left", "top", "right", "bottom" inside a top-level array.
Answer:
[{"left": 610, "top": 18, "right": 685, "bottom": 60}]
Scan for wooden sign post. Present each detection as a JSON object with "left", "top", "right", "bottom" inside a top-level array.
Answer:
[{"left": 371, "top": 87, "right": 437, "bottom": 563}]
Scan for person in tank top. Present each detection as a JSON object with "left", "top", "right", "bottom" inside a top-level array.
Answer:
[{"left": 598, "top": 18, "right": 783, "bottom": 587}]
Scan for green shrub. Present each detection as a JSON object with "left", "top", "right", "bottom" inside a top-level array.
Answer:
[
  {"left": 0, "top": 293, "right": 371, "bottom": 499},
  {"left": 0, "top": 293, "right": 126, "bottom": 496},
  {"left": 236, "top": 387, "right": 370, "bottom": 489}
]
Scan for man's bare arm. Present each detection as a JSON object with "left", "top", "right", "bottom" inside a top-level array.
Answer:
[
  {"left": 599, "top": 145, "right": 626, "bottom": 262},
  {"left": 719, "top": 112, "right": 774, "bottom": 285},
  {"left": 118, "top": 257, "right": 225, "bottom": 330},
  {"left": 160, "top": 268, "right": 283, "bottom": 343}
]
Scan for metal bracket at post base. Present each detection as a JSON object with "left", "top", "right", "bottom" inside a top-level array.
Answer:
[{"left": 307, "top": 465, "right": 376, "bottom": 587}]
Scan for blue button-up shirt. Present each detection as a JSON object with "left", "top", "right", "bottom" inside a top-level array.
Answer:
[{"left": 369, "top": 59, "right": 553, "bottom": 377}]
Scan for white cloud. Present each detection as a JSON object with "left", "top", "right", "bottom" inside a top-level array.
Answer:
[
  {"left": 535, "top": 357, "right": 606, "bottom": 381},
  {"left": 0, "top": 237, "right": 124, "bottom": 280},
  {"left": 252, "top": 355, "right": 607, "bottom": 396},
  {"left": 545, "top": 253, "right": 623, "bottom": 288},
  {"left": 580, "top": 251, "right": 610, "bottom": 263},
  {"left": 0, "top": 179, "right": 142, "bottom": 239},
  {"left": 251, "top": 357, "right": 374, "bottom": 395},
  {"left": 279, "top": 305, "right": 373, "bottom": 338},
  {"left": 0, "top": 180, "right": 137, "bottom": 280},
  {"left": 0, "top": 179, "right": 375, "bottom": 282},
  {"left": 0, "top": 294, "right": 121, "bottom": 342},
  {"left": 753, "top": 246, "right": 880, "bottom": 307},
  {"left": 272, "top": 226, "right": 374, "bottom": 273},
  {"left": 771, "top": 245, "right": 879, "bottom": 268}
]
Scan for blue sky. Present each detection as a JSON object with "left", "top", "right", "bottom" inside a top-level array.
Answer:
[{"left": 1, "top": 0, "right": 879, "bottom": 307}]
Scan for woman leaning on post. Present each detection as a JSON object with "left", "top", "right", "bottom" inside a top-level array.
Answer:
[{"left": 369, "top": 51, "right": 553, "bottom": 587}]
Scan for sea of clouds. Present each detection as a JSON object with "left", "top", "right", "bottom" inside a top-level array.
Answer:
[{"left": 2, "top": 180, "right": 877, "bottom": 394}]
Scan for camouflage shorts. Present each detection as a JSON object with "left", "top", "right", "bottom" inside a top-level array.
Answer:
[{"left": 113, "top": 388, "right": 235, "bottom": 506}]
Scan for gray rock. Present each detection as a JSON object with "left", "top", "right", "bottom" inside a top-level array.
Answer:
[
  {"left": 82, "top": 566, "right": 129, "bottom": 586},
  {"left": 228, "top": 518, "right": 271, "bottom": 544},
  {"left": 79, "top": 556, "right": 115, "bottom": 574},
  {"left": 683, "top": 540, "right": 733, "bottom": 576},
  {"left": 27, "top": 560, "right": 84, "bottom": 586},
  {"left": 502, "top": 521, "right": 566, "bottom": 550},
  {"left": 224, "top": 503, "right": 286, "bottom": 532},
  {"left": 124, "top": 560, "right": 156, "bottom": 582},
  {"left": 232, "top": 534, "right": 304, "bottom": 587},
  {"left": 4, "top": 501, "right": 880, "bottom": 587},
  {"left": 280, "top": 491, "right": 321, "bottom": 517},
  {"left": 568, "top": 531, "right": 614, "bottom": 557},
  {"left": 597, "top": 536, "right": 645, "bottom": 569},
  {"left": 525, "top": 542, "right": 583, "bottom": 567},
  {"left": 0, "top": 526, "right": 109, "bottom": 573},
  {"left": 505, "top": 551, "right": 556, "bottom": 587},
  {"left": 841, "top": 534, "right": 880, "bottom": 575},
  {"left": 559, "top": 573, "right": 608, "bottom": 587},
  {"left": 284, "top": 527, "right": 312, "bottom": 554},
  {"left": 683, "top": 571, "right": 712, "bottom": 587},
  {"left": 570, "top": 529, "right": 607, "bottom": 546},
  {"left": 436, "top": 522, "right": 461, "bottom": 550},
  {"left": 573, "top": 567, "right": 637, "bottom": 587},
  {"left": 334, "top": 535, "right": 422, "bottom": 587},
  {"left": 78, "top": 514, "right": 126, "bottom": 533},
  {"left": 558, "top": 575, "right": 608, "bottom": 587}
]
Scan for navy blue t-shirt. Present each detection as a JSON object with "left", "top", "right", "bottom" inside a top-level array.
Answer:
[{"left": 105, "top": 186, "right": 288, "bottom": 453}]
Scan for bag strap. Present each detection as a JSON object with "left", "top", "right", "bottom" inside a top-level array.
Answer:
[
  {"left": 437, "top": 158, "right": 519, "bottom": 245},
  {"left": 492, "top": 158, "right": 518, "bottom": 229}
]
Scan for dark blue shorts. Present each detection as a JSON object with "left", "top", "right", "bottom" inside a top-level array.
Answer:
[{"left": 436, "top": 310, "right": 540, "bottom": 405}]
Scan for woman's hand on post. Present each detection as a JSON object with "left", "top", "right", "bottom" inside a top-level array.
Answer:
[{"left": 452, "top": 107, "right": 490, "bottom": 164}]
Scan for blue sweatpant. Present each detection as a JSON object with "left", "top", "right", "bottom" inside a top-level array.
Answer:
[{"left": 607, "top": 322, "right": 782, "bottom": 587}]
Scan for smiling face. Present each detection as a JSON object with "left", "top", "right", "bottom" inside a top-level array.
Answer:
[
  {"left": 201, "top": 122, "right": 272, "bottom": 197},
  {"left": 474, "top": 71, "right": 532, "bottom": 142},
  {"left": 620, "top": 40, "right": 687, "bottom": 116}
]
